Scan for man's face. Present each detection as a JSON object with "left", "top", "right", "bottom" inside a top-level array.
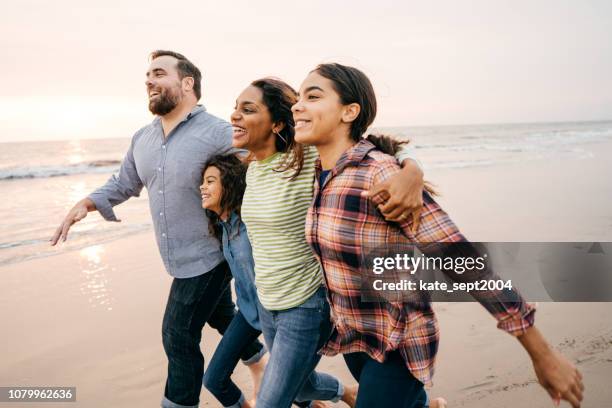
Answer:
[{"left": 145, "top": 56, "right": 184, "bottom": 115}]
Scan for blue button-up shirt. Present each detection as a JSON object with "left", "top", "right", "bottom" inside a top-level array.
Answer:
[
  {"left": 220, "top": 212, "right": 261, "bottom": 330},
  {"left": 89, "top": 105, "right": 238, "bottom": 278}
]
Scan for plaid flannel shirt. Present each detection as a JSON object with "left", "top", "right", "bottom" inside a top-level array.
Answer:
[{"left": 305, "top": 139, "right": 535, "bottom": 386}]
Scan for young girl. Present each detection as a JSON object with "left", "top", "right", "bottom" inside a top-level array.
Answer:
[
  {"left": 200, "top": 154, "right": 322, "bottom": 408},
  {"left": 199, "top": 154, "right": 267, "bottom": 408},
  {"left": 293, "top": 62, "right": 584, "bottom": 408}
]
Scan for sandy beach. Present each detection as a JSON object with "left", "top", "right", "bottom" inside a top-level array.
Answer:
[
  {"left": 1, "top": 139, "right": 611, "bottom": 407},
  {"left": 2, "top": 0, "right": 611, "bottom": 405}
]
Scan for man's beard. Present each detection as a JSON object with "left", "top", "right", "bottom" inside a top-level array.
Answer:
[{"left": 148, "top": 87, "right": 181, "bottom": 116}]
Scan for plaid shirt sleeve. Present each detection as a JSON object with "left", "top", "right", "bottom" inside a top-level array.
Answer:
[{"left": 371, "top": 161, "right": 536, "bottom": 337}]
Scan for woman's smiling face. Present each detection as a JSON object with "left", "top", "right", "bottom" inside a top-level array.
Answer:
[
  {"left": 292, "top": 71, "right": 345, "bottom": 146},
  {"left": 230, "top": 85, "right": 275, "bottom": 151}
]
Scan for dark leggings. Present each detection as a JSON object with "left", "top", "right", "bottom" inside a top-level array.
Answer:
[{"left": 343, "top": 351, "right": 428, "bottom": 408}]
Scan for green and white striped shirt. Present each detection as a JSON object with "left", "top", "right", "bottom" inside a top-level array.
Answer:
[
  {"left": 241, "top": 142, "right": 419, "bottom": 310},
  {"left": 241, "top": 146, "right": 323, "bottom": 310}
]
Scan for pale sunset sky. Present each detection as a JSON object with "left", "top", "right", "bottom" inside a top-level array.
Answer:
[{"left": 0, "top": 0, "right": 610, "bottom": 142}]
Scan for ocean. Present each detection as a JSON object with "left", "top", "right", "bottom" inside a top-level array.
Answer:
[{"left": 1, "top": 120, "right": 611, "bottom": 266}]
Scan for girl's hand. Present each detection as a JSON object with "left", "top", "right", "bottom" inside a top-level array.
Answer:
[{"left": 519, "top": 326, "right": 584, "bottom": 407}]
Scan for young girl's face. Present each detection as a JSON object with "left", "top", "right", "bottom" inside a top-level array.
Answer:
[
  {"left": 200, "top": 166, "right": 223, "bottom": 214},
  {"left": 293, "top": 71, "right": 345, "bottom": 146}
]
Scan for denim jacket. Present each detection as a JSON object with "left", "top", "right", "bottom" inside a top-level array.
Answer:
[{"left": 220, "top": 212, "right": 261, "bottom": 330}]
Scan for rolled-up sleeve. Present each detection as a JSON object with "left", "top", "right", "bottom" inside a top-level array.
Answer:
[
  {"left": 493, "top": 302, "right": 536, "bottom": 336},
  {"left": 88, "top": 135, "right": 143, "bottom": 222}
]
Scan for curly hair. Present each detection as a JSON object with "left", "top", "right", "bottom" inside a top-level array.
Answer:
[{"left": 203, "top": 154, "right": 247, "bottom": 240}]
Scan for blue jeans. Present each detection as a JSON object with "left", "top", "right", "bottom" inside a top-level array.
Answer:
[
  {"left": 202, "top": 310, "right": 267, "bottom": 407},
  {"left": 161, "top": 261, "right": 265, "bottom": 408},
  {"left": 256, "top": 287, "right": 343, "bottom": 408},
  {"left": 344, "top": 350, "right": 428, "bottom": 408}
]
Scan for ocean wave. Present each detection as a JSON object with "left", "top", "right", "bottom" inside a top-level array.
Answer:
[
  {"left": 0, "top": 160, "right": 121, "bottom": 181},
  {"left": 411, "top": 126, "right": 612, "bottom": 152},
  {"left": 428, "top": 159, "right": 497, "bottom": 169},
  {"left": 426, "top": 147, "right": 594, "bottom": 170},
  {"left": 0, "top": 223, "right": 151, "bottom": 266}
]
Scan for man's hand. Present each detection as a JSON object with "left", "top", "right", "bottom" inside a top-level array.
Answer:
[
  {"left": 519, "top": 326, "right": 584, "bottom": 407},
  {"left": 50, "top": 198, "right": 99, "bottom": 245},
  {"left": 361, "top": 159, "right": 425, "bottom": 232}
]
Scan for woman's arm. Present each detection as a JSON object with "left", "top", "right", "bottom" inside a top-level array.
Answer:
[
  {"left": 370, "top": 161, "right": 584, "bottom": 407},
  {"left": 362, "top": 147, "right": 425, "bottom": 223}
]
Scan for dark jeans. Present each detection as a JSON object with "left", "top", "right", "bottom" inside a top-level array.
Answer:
[
  {"left": 344, "top": 351, "right": 428, "bottom": 408},
  {"left": 203, "top": 310, "right": 265, "bottom": 407},
  {"left": 161, "top": 261, "right": 264, "bottom": 408}
]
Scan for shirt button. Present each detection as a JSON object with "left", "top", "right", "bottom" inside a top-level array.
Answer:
[
  {"left": 162, "top": 233, "right": 166, "bottom": 237},
  {"left": 162, "top": 145, "right": 166, "bottom": 149},
  {"left": 158, "top": 190, "right": 163, "bottom": 194},
  {"left": 159, "top": 212, "right": 163, "bottom": 216},
  {"left": 158, "top": 167, "right": 162, "bottom": 171}
]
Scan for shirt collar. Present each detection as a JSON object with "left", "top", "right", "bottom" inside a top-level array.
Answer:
[
  {"left": 315, "top": 138, "right": 377, "bottom": 176},
  {"left": 188, "top": 104, "right": 206, "bottom": 118},
  {"left": 220, "top": 211, "right": 240, "bottom": 228}
]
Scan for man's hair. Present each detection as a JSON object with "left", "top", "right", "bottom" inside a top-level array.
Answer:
[{"left": 150, "top": 50, "right": 202, "bottom": 100}]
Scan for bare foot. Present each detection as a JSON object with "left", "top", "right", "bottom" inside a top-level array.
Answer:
[
  {"left": 311, "top": 401, "right": 330, "bottom": 408},
  {"left": 429, "top": 397, "right": 447, "bottom": 408},
  {"left": 246, "top": 352, "right": 268, "bottom": 403},
  {"left": 341, "top": 383, "right": 358, "bottom": 407}
]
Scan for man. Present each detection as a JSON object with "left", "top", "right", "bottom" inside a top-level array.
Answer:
[
  {"left": 50, "top": 50, "right": 428, "bottom": 408},
  {"left": 51, "top": 51, "right": 266, "bottom": 408}
]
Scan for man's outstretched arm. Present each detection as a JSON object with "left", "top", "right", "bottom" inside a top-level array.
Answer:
[{"left": 50, "top": 135, "right": 143, "bottom": 245}]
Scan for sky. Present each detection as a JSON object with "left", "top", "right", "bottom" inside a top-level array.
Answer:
[{"left": 0, "top": 0, "right": 611, "bottom": 142}]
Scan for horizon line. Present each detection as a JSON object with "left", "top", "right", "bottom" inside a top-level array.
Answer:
[{"left": 1, "top": 117, "right": 611, "bottom": 144}]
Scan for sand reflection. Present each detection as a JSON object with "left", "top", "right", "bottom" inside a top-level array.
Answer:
[{"left": 79, "top": 245, "right": 114, "bottom": 311}]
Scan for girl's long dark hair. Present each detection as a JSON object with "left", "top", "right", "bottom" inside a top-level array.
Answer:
[
  {"left": 203, "top": 154, "right": 247, "bottom": 240},
  {"left": 250, "top": 77, "right": 304, "bottom": 180},
  {"left": 314, "top": 63, "right": 436, "bottom": 195}
]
